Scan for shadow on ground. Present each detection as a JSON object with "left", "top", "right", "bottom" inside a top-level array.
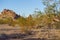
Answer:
[{"left": 0, "top": 33, "right": 47, "bottom": 40}]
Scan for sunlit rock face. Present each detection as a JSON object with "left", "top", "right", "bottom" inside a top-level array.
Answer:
[{"left": 0, "top": 9, "right": 20, "bottom": 19}]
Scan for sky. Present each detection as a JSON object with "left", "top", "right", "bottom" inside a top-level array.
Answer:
[{"left": 0, "top": 0, "right": 44, "bottom": 16}]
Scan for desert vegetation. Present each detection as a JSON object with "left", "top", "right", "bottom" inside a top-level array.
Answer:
[{"left": 0, "top": 0, "right": 60, "bottom": 40}]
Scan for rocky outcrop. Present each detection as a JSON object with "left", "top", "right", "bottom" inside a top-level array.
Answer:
[{"left": 0, "top": 9, "right": 20, "bottom": 19}]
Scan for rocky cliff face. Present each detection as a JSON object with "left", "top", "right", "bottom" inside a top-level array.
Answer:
[{"left": 0, "top": 9, "right": 20, "bottom": 19}]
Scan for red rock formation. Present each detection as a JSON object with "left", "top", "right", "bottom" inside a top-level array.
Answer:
[{"left": 0, "top": 9, "right": 20, "bottom": 19}]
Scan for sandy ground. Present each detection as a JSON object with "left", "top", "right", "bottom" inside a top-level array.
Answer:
[{"left": 0, "top": 24, "right": 60, "bottom": 40}]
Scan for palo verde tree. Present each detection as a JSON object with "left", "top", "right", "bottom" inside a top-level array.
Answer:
[{"left": 42, "top": 0, "right": 60, "bottom": 29}]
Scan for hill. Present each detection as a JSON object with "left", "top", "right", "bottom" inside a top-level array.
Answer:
[{"left": 0, "top": 9, "right": 20, "bottom": 19}]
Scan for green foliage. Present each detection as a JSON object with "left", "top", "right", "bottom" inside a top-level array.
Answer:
[{"left": 0, "top": 17, "right": 17, "bottom": 27}]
